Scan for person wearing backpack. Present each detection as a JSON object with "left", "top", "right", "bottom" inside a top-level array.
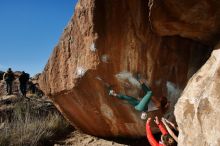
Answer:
[{"left": 19, "top": 71, "right": 30, "bottom": 97}]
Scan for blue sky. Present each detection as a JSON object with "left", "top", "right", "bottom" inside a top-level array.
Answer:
[{"left": 0, "top": 0, "right": 78, "bottom": 76}]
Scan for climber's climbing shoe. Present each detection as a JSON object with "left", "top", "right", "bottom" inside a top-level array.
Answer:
[
  {"left": 141, "top": 111, "right": 147, "bottom": 120},
  {"left": 109, "top": 90, "right": 117, "bottom": 97}
]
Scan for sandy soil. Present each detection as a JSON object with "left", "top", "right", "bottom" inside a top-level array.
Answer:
[{"left": 55, "top": 131, "right": 127, "bottom": 146}]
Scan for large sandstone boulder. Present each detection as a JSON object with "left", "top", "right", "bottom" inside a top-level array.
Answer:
[
  {"left": 175, "top": 44, "right": 220, "bottom": 146},
  {"left": 39, "top": 0, "right": 215, "bottom": 137}
]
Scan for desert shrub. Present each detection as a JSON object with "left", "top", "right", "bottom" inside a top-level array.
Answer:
[{"left": 0, "top": 99, "right": 69, "bottom": 146}]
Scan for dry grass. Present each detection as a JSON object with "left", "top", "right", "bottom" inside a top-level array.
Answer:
[{"left": 0, "top": 98, "right": 69, "bottom": 146}]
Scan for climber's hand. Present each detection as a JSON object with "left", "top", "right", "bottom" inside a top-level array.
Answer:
[
  {"left": 147, "top": 118, "right": 151, "bottom": 124},
  {"left": 154, "top": 116, "right": 160, "bottom": 125},
  {"left": 161, "top": 117, "right": 166, "bottom": 123}
]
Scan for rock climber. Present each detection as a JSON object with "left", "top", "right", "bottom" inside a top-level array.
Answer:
[
  {"left": 109, "top": 77, "right": 169, "bottom": 119},
  {"left": 19, "top": 71, "right": 30, "bottom": 97},
  {"left": 3, "top": 68, "right": 15, "bottom": 95},
  {"left": 161, "top": 118, "right": 178, "bottom": 143},
  {"left": 146, "top": 116, "right": 176, "bottom": 146}
]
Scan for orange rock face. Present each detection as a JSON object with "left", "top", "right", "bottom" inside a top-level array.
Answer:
[
  {"left": 39, "top": 0, "right": 213, "bottom": 137},
  {"left": 149, "top": 0, "right": 220, "bottom": 45}
]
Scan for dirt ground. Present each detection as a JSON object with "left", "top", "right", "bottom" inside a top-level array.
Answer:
[
  {"left": 54, "top": 130, "right": 152, "bottom": 146},
  {"left": 54, "top": 131, "right": 127, "bottom": 146}
]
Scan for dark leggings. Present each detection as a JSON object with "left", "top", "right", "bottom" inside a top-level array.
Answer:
[
  {"left": 20, "top": 83, "right": 27, "bottom": 96},
  {"left": 116, "top": 83, "right": 152, "bottom": 111},
  {"left": 6, "top": 81, "right": 13, "bottom": 95}
]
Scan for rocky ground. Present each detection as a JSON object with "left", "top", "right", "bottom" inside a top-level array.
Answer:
[
  {"left": 55, "top": 130, "right": 152, "bottom": 146},
  {"left": 55, "top": 131, "right": 127, "bottom": 146}
]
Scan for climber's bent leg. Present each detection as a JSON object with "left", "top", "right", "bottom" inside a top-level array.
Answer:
[
  {"left": 135, "top": 91, "right": 152, "bottom": 111},
  {"left": 116, "top": 94, "right": 140, "bottom": 106}
]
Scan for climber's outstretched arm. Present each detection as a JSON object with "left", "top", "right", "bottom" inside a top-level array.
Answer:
[
  {"left": 154, "top": 116, "right": 168, "bottom": 135},
  {"left": 163, "top": 118, "right": 179, "bottom": 131},
  {"left": 162, "top": 118, "right": 178, "bottom": 142},
  {"left": 146, "top": 118, "right": 159, "bottom": 146}
]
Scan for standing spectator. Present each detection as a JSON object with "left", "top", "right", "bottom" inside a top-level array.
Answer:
[
  {"left": 19, "top": 71, "right": 30, "bottom": 97},
  {"left": 0, "top": 71, "right": 4, "bottom": 80},
  {"left": 28, "top": 80, "right": 36, "bottom": 94},
  {"left": 3, "top": 68, "right": 15, "bottom": 95}
]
